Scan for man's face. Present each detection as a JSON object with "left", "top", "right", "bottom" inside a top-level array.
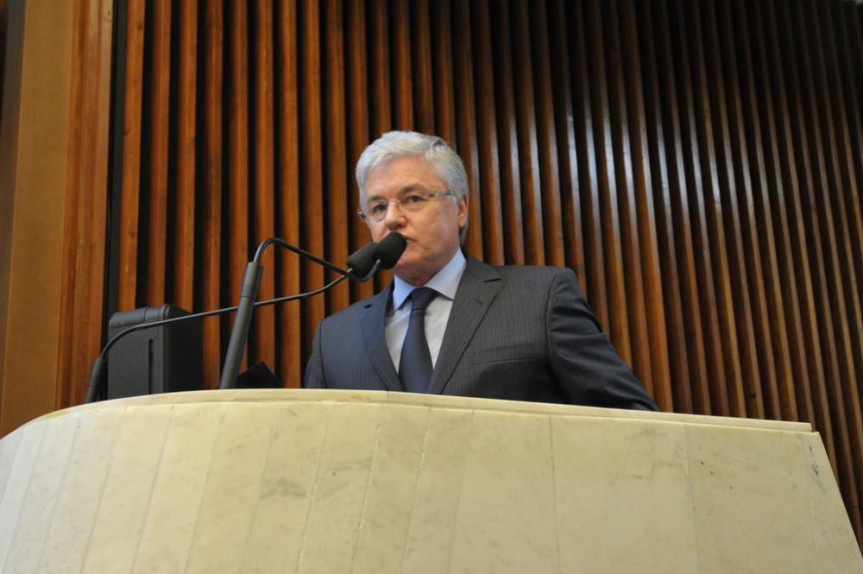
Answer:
[{"left": 363, "top": 154, "right": 467, "bottom": 286}]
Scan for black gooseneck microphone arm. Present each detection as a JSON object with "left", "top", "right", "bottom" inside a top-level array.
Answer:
[
  {"left": 84, "top": 237, "right": 393, "bottom": 404},
  {"left": 84, "top": 233, "right": 406, "bottom": 402},
  {"left": 217, "top": 234, "right": 403, "bottom": 390},
  {"left": 83, "top": 275, "right": 349, "bottom": 404}
]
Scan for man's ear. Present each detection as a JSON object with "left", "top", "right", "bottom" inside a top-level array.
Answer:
[{"left": 457, "top": 196, "right": 468, "bottom": 226}]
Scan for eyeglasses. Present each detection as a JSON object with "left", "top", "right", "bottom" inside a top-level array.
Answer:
[{"left": 358, "top": 190, "right": 454, "bottom": 222}]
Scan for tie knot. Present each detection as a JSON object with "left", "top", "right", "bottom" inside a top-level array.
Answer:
[{"left": 409, "top": 287, "right": 438, "bottom": 312}]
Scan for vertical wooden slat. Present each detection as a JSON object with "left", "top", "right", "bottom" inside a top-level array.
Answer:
[
  {"left": 567, "top": 0, "right": 607, "bottom": 322},
  {"left": 346, "top": 0, "right": 375, "bottom": 303},
  {"left": 201, "top": 0, "right": 223, "bottom": 387},
  {"left": 730, "top": 0, "right": 798, "bottom": 421},
  {"left": 145, "top": 0, "right": 172, "bottom": 305},
  {"left": 510, "top": 0, "right": 544, "bottom": 267},
  {"left": 585, "top": 0, "right": 631, "bottom": 359},
  {"left": 686, "top": 0, "right": 749, "bottom": 417},
  {"left": 300, "top": 0, "right": 326, "bottom": 356},
  {"left": 452, "top": 0, "right": 483, "bottom": 258},
  {"left": 761, "top": 0, "right": 835, "bottom": 469},
  {"left": 547, "top": 0, "right": 586, "bottom": 283},
  {"left": 702, "top": 0, "right": 769, "bottom": 419},
  {"left": 368, "top": 0, "right": 391, "bottom": 138},
  {"left": 529, "top": 0, "right": 565, "bottom": 268},
  {"left": 834, "top": 0, "right": 863, "bottom": 335},
  {"left": 277, "top": 0, "right": 302, "bottom": 387},
  {"left": 117, "top": 0, "right": 146, "bottom": 311},
  {"left": 816, "top": 0, "right": 863, "bottom": 434},
  {"left": 412, "top": 0, "right": 434, "bottom": 133},
  {"left": 470, "top": 0, "right": 504, "bottom": 265},
  {"left": 252, "top": 0, "right": 276, "bottom": 369},
  {"left": 228, "top": 0, "right": 250, "bottom": 371},
  {"left": 57, "top": 0, "right": 112, "bottom": 405},
  {"left": 669, "top": 0, "right": 726, "bottom": 415},
  {"left": 813, "top": 1, "right": 863, "bottom": 378},
  {"left": 173, "top": 0, "right": 197, "bottom": 312},
  {"left": 603, "top": 0, "right": 654, "bottom": 391},
  {"left": 391, "top": 0, "right": 412, "bottom": 129},
  {"left": 58, "top": 0, "right": 86, "bottom": 402},
  {"left": 746, "top": 0, "right": 813, "bottom": 426},
  {"left": 367, "top": 0, "right": 393, "bottom": 293},
  {"left": 691, "top": 0, "right": 754, "bottom": 418},
  {"left": 491, "top": 0, "right": 526, "bottom": 266},
  {"left": 619, "top": 0, "right": 672, "bottom": 406},
  {"left": 0, "top": 0, "right": 6, "bottom": 134},
  {"left": 431, "top": 0, "right": 456, "bottom": 144},
  {"left": 778, "top": 0, "right": 861, "bottom": 534},
  {"left": 637, "top": 0, "right": 695, "bottom": 414},
  {"left": 324, "top": 0, "right": 350, "bottom": 312},
  {"left": 796, "top": 0, "right": 863, "bottom": 527}
]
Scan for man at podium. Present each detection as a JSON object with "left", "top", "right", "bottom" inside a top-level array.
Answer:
[{"left": 305, "top": 131, "right": 657, "bottom": 411}]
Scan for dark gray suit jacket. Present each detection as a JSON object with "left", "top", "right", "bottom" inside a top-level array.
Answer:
[{"left": 305, "top": 255, "right": 657, "bottom": 410}]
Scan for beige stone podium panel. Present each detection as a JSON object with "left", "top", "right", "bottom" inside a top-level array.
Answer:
[{"left": 0, "top": 389, "right": 860, "bottom": 573}]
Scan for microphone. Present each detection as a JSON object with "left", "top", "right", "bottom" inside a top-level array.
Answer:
[
  {"left": 343, "top": 232, "right": 406, "bottom": 281},
  {"left": 374, "top": 232, "right": 407, "bottom": 269},
  {"left": 345, "top": 240, "right": 379, "bottom": 280},
  {"left": 84, "top": 238, "right": 402, "bottom": 403},
  {"left": 218, "top": 233, "right": 407, "bottom": 390}
]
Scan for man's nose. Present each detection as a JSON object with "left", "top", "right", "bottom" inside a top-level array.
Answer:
[{"left": 382, "top": 202, "right": 405, "bottom": 227}]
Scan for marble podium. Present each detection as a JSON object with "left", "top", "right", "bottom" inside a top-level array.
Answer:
[{"left": 0, "top": 389, "right": 860, "bottom": 573}]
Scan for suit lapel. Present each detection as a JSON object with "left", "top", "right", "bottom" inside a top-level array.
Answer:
[
  {"left": 361, "top": 285, "right": 403, "bottom": 391},
  {"left": 428, "top": 256, "right": 502, "bottom": 394}
]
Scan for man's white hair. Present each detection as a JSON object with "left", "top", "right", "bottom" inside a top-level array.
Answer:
[{"left": 355, "top": 131, "right": 469, "bottom": 244}]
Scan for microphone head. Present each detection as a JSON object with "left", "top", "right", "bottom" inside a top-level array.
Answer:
[
  {"left": 373, "top": 232, "right": 407, "bottom": 269},
  {"left": 346, "top": 241, "right": 378, "bottom": 278}
]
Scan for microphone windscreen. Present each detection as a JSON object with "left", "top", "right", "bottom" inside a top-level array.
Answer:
[
  {"left": 346, "top": 241, "right": 378, "bottom": 277},
  {"left": 374, "top": 232, "right": 407, "bottom": 269}
]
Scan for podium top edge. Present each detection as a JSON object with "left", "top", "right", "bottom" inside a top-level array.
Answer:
[{"left": 46, "top": 389, "right": 813, "bottom": 434}]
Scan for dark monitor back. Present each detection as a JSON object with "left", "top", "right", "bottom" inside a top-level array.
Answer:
[{"left": 107, "top": 304, "right": 203, "bottom": 399}]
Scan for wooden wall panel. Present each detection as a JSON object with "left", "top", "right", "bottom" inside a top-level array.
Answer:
[
  {"left": 711, "top": 0, "right": 771, "bottom": 420},
  {"left": 117, "top": 0, "right": 146, "bottom": 311},
  {"left": 56, "top": 0, "right": 113, "bottom": 409},
  {"left": 452, "top": 0, "right": 483, "bottom": 259},
  {"left": 323, "top": 0, "right": 350, "bottom": 317},
  {"left": 605, "top": 0, "right": 654, "bottom": 396},
  {"left": 174, "top": 0, "right": 197, "bottom": 312},
  {"left": 567, "top": 0, "right": 607, "bottom": 324},
  {"left": 744, "top": 0, "right": 810, "bottom": 427},
  {"left": 638, "top": 0, "right": 695, "bottom": 414},
  {"left": 80, "top": 0, "right": 863, "bottom": 547},
  {"left": 201, "top": 0, "right": 224, "bottom": 386},
  {"left": 619, "top": 0, "right": 671, "bottom": 406},
  {"left": 345, "top": 0, "right": 374, "bottom": 304},
  {"left": 252, "top": 0, "right": 277, "bottom": 369},
  {"left": 511, "top": 0, "right": 545, "bottom": 267},
  {"left": 227, "top": 0, "right": 249, "bottom": 372},
  {"left": 471, "top": 0, "right": 504, "bottom": 266},
  {"left": 145, "top": 0, "right": 172, "bottom": 305},
  {"left": 276, "top": 0, "right": 302, "bottom": 386},
  {"left": 547, "top": 0, "right": 584, "bottom": 281},
  {"left": 491, "top": 0, "right": 525, "bottom": 267},
  {"left": 730, "top": 0, "right": 796, "bottom": 422}
]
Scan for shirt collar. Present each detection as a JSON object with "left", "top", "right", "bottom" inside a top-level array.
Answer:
[{"left": 392, "top": 249, "right": 466, "bottom": 310}]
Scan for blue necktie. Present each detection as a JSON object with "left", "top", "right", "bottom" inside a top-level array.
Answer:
[{"left": 399, "top": 287, "right": 438, "bottom": 393}]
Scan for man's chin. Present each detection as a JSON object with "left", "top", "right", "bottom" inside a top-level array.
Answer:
[{"left": 392, "top": 259, "right": 432, "bottom": 285}]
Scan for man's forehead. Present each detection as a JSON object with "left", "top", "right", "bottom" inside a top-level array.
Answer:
[{"left": 365, "top": 157, "right": 445, "bottom": 196}]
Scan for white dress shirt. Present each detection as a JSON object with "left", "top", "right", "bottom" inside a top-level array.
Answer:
[{"left": 385, "top": 250, "right": 467, "bottom": 372}]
